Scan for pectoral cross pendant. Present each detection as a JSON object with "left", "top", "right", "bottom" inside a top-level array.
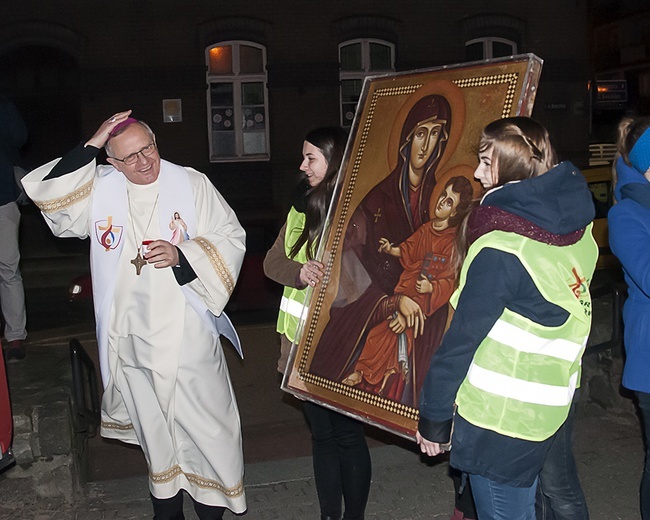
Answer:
[{"left": 131, "top": 250, "right": 147, "bottom": 275}]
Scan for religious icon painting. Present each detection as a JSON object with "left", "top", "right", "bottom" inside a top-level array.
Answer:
[
  {"left": 281, "top": 53, "right": 544, "bottom": 439},
  {"left": 169, "top": 212, "right": 190, "bottom": 245}
]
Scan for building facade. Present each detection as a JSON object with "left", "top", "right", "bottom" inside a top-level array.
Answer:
[
  {"left": 589, "top": 0, "right": 650, "bottom": 144},
  {"left": 1, "top": 1, "right": 591, "bottom": 230}
]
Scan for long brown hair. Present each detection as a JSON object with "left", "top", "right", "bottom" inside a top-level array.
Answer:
[
  {"left": 289, "top": 127, "right": 348, "bottom": 260},
  {"left": 478, "top": 116, "right": 557, "bottom": 186},
  {"left": 453, "top": 117, "right": 558, "bottom": 275}
]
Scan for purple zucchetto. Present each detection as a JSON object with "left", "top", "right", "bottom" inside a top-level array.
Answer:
[{"left": 108, "top": 117, "right": 139, "bottom": 138}]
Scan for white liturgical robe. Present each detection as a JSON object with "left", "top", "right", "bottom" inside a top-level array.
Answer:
[{"left": 23, "top": 157, "right": 247, "bottom": 512}]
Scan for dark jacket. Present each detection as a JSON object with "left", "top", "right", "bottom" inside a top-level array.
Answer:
[
  {"left": 0, "top": 95, "right": 28, "bottom": 206},
  {"left": 418, "top": 161, "right": 595, "bottom": 486}
]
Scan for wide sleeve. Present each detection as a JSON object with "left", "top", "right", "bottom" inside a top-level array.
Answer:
[
  {"left": 609, "top": 203, "right": 650, "bottom": 298},
  {"left": 263, "top": 222, "right": 305, "bottom": 289},
  {"left": 21, "top": 156, "right": 97, "bottom": 239},
  {"left": 417, "top": 248, "right": 520, "bottom": 443},
  {"left": 175, "top": 171, "right": 246, "bottom": 316}
]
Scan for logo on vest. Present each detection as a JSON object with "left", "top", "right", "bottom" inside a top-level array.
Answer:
[
  {"left": 569, "top": 267, "right": 591, "bottom": 317},
  {"left": 569, "top": 267, "right": 587, "bottom": 299},
  {"left": 95, "top": 217, "right": 123, "bottom": 251}
]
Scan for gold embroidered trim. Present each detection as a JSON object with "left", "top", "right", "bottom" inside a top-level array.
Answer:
[
  {"left": 33, "top": 179, "right": 94, "bottom": 213},
  {"left": 195, "top": 236, "right": 235, "bottom": 295},
  {"left": 150, "top": 464, "right": 244, "bottom": 497},
  {"left": 101, "top": 420, "right": 134, "bottom": 431},
  {"left": 150, "top": 465, "right": 183, "bottom": 483}
]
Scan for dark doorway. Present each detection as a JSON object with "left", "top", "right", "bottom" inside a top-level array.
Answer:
[
  {"left": 0, "top": 45, "right": 81, "bottom": 170},
  {"left": 0, "top": 46, "right": 86, "bottom": 262}
]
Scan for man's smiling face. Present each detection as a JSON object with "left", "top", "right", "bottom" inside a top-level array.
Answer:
[{"left": 107, "top": 124, "right": 161, "bottom": 185}]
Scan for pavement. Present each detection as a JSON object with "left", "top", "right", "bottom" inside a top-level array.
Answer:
[
  {"left": 0, "top": 314, "right": 646, "bottom": 520},
  {"left": 0, "top": 225, "right": 645, "bottom": 519}
]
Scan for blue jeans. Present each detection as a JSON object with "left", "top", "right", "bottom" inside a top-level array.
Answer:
[
  {"left": 637, "top": 391, "right": 650, "bottom": 520},
  {"left": 536, "top": 401, "right": 589, "bottom": 519},
  {"left": 469, "top": 474, "right": 537, "bottom": 520}
]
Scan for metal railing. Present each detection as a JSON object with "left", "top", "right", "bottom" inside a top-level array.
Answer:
[
  {"left": 588, "top": 143, "right": 617, "bottom": 167},
  {"left": 69, "top": 339, "right": 100, "bottom": 435}
]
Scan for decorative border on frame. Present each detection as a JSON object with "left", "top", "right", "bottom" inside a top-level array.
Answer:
[
  {"left": 150, "top": 464, "right": 244, "bottom": 498},
  {"left": 454, "top": 72, "right": 519, "bottom": 118},
  {"left": 309, "top": 373, "right": 419, "bottom": 421},
  {"left": 296, "top": 72, "right": 521, "bottom": 419},
  {"left": 33, "top": 179, "right": 94, "bottom": 213},
  {"left": 297, "top": 84, "right": 421, "bottom": 377},
  {"left": 195, "top": 236, "right": 235, "bottom": 295}
]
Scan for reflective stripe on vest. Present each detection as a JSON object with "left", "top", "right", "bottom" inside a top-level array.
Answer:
[
  {"left": 276, "top": 207, "right": 310, "bottom": 343},
  {"left": 454, "top": 224, "right": 598, "bottom": 441},
  {"left": 280, "top": 294, "right": 308, "bottom": 320},
  {"left": 466, "top": 363, "right": 579, "bottom": 407},
  {"left": 487, "top": 318, "right": 584, "bottom": 363}
]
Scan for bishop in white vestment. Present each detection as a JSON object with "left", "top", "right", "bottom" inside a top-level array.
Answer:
[{"left": 22, "top": 112, "right": 247, "bottom": 517}]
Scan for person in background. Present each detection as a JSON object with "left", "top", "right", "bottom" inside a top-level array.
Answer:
[
  {"left": 608, "top": 114, "right": 650, "bottom": 520},
  {"left": 417, "top": 117, "right": 598, "bottom": 519},
  {"left": 0, "top": 95, "right": 28, "bottom": 362},
  {"left": 264, "top": 127, "right": 371, "bottom": 520},
  {"left": 22, "top": 110, "right": 247, "bottom": 519}
]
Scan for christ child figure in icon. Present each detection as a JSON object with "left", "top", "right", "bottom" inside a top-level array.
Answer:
[{"left": 342, "top": 176, "right": 473, "bottom": 398}]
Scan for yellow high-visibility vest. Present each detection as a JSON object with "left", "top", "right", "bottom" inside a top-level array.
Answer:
[
  {"left": 454, "top": 224, "right": 597, "bottom": 441},
  {"left": 276, "top": 207, "right": 310, "bottom": 342}
]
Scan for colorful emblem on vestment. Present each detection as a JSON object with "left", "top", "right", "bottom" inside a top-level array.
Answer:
[{"left": 95, "top": 216, "right": 123, "bottom": 251}]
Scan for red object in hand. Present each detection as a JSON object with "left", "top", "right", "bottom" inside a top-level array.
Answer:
[{"left": 142, "top": 240, "right": 154, "bottom": 255}]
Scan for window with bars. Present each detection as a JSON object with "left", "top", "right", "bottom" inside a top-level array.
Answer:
[
  {"left": 339, "top": 39, "right": 395, "bottom": 127},
  {"left": 206, "top": 41, "right": 269, "bottom": 162}
]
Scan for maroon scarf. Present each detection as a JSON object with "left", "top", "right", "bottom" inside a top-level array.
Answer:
[{"left": 467, "top": 205, "right": 585, "bottom": 246}]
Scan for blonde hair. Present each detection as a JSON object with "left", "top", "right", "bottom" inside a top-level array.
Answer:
[
  {"left": 478, "top": 117, "right": 558, "bottom": 185},
  {"left": 617, "top": 115, "right": 650, "bottom": 165}
]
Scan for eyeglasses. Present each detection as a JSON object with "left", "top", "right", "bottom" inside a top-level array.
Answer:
[{"left": 111, "top": 143, "right": 157, "bottom": 166}]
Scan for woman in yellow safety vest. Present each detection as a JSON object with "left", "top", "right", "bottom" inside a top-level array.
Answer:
[
  {"left": 263, "top": 127, "right": 371, "bottom": 520},
  {"left": 416, "top": 117, "right": 598, "bottom": 520}
]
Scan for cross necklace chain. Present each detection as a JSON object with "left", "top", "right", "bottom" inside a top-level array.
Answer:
[{"left": 127, "top": 189, "right": 159, "bottom": 275}]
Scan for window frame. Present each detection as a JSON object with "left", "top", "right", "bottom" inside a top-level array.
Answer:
[
  {"left": 465, "top": 36, "right": 517, "bottom": 60},
  {"left": 465, "top": 37, "right": 518, "bottom": 60},
  {"left": 205, "top": 40, "right": 270, "bottom": 163},
  {"left": 339, "top": 38, "right": 395, "bottom": 127}
]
